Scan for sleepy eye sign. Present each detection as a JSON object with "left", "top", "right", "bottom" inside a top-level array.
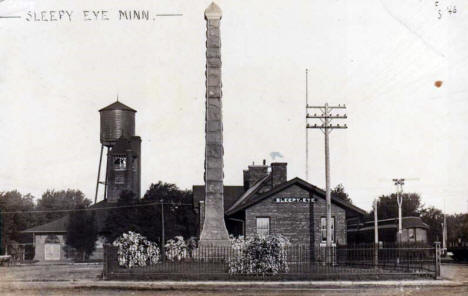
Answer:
[{"left": 274, "top": 197, "right": 316, "bottom": 203}]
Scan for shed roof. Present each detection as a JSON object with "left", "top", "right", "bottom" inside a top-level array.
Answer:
[
  {"left": 402, "top": 216, "right": 430, "bottom": 229},
  {"left": 354, "top": 217, "right": 430, "bottom": 232},
  {"left": 22, "top": 216, "right": 68, "bottom": 233}
]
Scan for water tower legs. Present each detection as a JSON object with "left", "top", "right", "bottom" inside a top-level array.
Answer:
[
  {"left": 94, "top": 144, "right": 104, "bottom": 204},
  {"left": 103, "top": 147, "right": 110, "bottom": 201},
  {"left": 94, "top": 145, "right": 111, "bottom": 204}
]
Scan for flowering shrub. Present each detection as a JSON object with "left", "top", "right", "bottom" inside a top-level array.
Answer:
[
  {"left": 229, "top": 235, "right": 249, "bottom": 262},
  {"left": 165, "top": 236, "right": 189, "bottom": 262},
  {"left": 186, "top": 236, "right": 198, "bottom": 250},
  {"left": 230, "top": 235, "right": 248, "bottom": 251},
  {"left": 112, "top": 231, "right": 160, "bottom": 268},
  {"left": 228, "top": 234, "right": 290, "bottom": 275}
]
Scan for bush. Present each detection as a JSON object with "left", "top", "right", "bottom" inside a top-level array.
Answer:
[
  {"left": 165, "top": 236, "right": 189, "bottom": 262},
  {"left": 228, "top": 234, "right": 290, "bottom": 275},
  {"left": 112, "top": 231, "right": 160, "bottom": 268}
]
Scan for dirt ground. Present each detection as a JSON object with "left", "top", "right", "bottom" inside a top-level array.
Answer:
[{"left": 0, "top": 263, "right": 103, "bottom": 282}]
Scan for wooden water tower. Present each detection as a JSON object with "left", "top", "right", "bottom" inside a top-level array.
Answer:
[{"left": 95, "top": 101, "right": 141, "bottom": 203}]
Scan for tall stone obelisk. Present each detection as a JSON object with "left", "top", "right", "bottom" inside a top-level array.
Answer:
[{"left": 199, "top": 2, "right": 230, "bottom": 247}]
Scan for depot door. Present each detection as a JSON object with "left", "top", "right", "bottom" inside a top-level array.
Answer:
[{"left": 44, "top": 243, "right": 61, "bottom": 261}]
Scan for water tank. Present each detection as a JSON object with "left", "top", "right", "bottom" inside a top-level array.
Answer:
[{"left": 99, "top": 101, "right": 136, "bottom": 146}]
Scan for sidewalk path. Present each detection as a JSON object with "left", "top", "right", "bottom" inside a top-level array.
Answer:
[
  {"left": 441, "top": 263, "right": 468, "bottom": 284},
  {"left": 0, "top": 279, "right": 463, "bottom": 292}
]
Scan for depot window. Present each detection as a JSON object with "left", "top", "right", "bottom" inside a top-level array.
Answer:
[
  {"left": 320, "top": 217, "right": 335, "bottom": 243},
  {"left": 256, "top": 217, "right": 270, "bottom": 236}
]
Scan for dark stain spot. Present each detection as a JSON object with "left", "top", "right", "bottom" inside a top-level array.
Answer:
[{"left": 435, "top": 81, "right": 443, "bottom": 88}]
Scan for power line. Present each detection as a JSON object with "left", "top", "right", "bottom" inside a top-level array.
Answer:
[{"left": 0, "top": 201, "right": 194, "bottom": 215}]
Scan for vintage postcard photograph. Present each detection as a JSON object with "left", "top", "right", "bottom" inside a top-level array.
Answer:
[{"left": 0, "top": 0, "right": 467, "bottom": 295}]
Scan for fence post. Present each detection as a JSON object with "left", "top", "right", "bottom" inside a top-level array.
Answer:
[
  {"left": 103, "top": 244, "right": 108, "bottom": 280},
  {"left": 434, "top": 242, "right": 441, "bottom": 279},
  {"left": 332, "top": 245, "right": 336, "bottom": 266}
]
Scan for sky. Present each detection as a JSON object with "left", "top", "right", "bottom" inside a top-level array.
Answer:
[{"left": 0, "top": 0, "right": 467, "bottom": 214}]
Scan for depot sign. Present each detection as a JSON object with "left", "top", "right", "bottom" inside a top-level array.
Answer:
[{"left": 274, "top": 197, "right": 316, "bottom": 203}]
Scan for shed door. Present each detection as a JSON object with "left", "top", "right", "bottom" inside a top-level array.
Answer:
[{"left": 44, "top": 244, "right": 61, "bottom": 261}]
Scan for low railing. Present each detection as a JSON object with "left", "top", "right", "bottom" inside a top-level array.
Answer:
[{"left": 103, "top": 243, "right": 440, "bottom": 280}]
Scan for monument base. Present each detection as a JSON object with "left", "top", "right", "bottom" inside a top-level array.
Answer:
[{"left": 198, "top": 238, "right": 231, "bottom": 248}]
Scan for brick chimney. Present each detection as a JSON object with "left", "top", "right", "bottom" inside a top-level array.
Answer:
[
  {"left": 243, "top": 161, "right": 269, "bottom": 189},
  {"left": 271, "top": 162, "right": 287, "bottom": 188},
  {"left": 243, "top": 169, "right": 250, "bottom": 190}
]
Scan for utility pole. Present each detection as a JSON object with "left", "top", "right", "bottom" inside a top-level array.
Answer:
[
  {"left": 391, "top": 177, "right": 418, "bottom": 265},
  {"left": 442, "top": 198, "right": 447, "bottom": 253},
  {"left": 393, "top": 178, "right": 405, "bottom": 242},
  {"left": 307, "top": 103, "right": 347, "bottom": 261},
  {"left": 392, "top": 178, "right": 418, "bottom": 242},
  {"left": 160, "top": 199, "right": 165, "bottom": 262},
  {"left": 0, "top": 209, "right": 2, "bottom": 255},
  {"left": 305, "top": 69, "right": 309, "bottom": 182},
  {"left": 374, "top": 199, "right": 379, "bottom": 267},
  {"left": 374, "top": 199, "right": 379, "bottom": 244}
]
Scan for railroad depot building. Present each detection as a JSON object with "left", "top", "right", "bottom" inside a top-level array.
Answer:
[{"left": 194, "top": 162, "right": 367, "bottom": 248}]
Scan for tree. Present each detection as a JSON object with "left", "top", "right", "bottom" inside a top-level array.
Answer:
[
  {"left": 331, "top": 184, "right": 353, "bottom": 204},
  {"left": 370, "top": 193, "right": 423, "bottom": 220},
  {"left": 102, "top": 190, "right": 141, "bottom": 243},
  {"left": 36, "top": 189, "right": 91, "bottom": 224},
  {"left": 0, "top": 191, "right": 37, "bottom": 254},
  {"left": 101, "top": 182, "right": 197, "bottom": 245},
  {"left": 446, "top": 213, "right": 468, "bottom": 245},
  {"left": 419, "top": 206, "right": 443, "bottom": 243},
  {"left": 66, "top": 206, "right": 98, "bottom": 261},
  {"left": 140, "top": 182, "right": 197, "bottom": 243}
]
